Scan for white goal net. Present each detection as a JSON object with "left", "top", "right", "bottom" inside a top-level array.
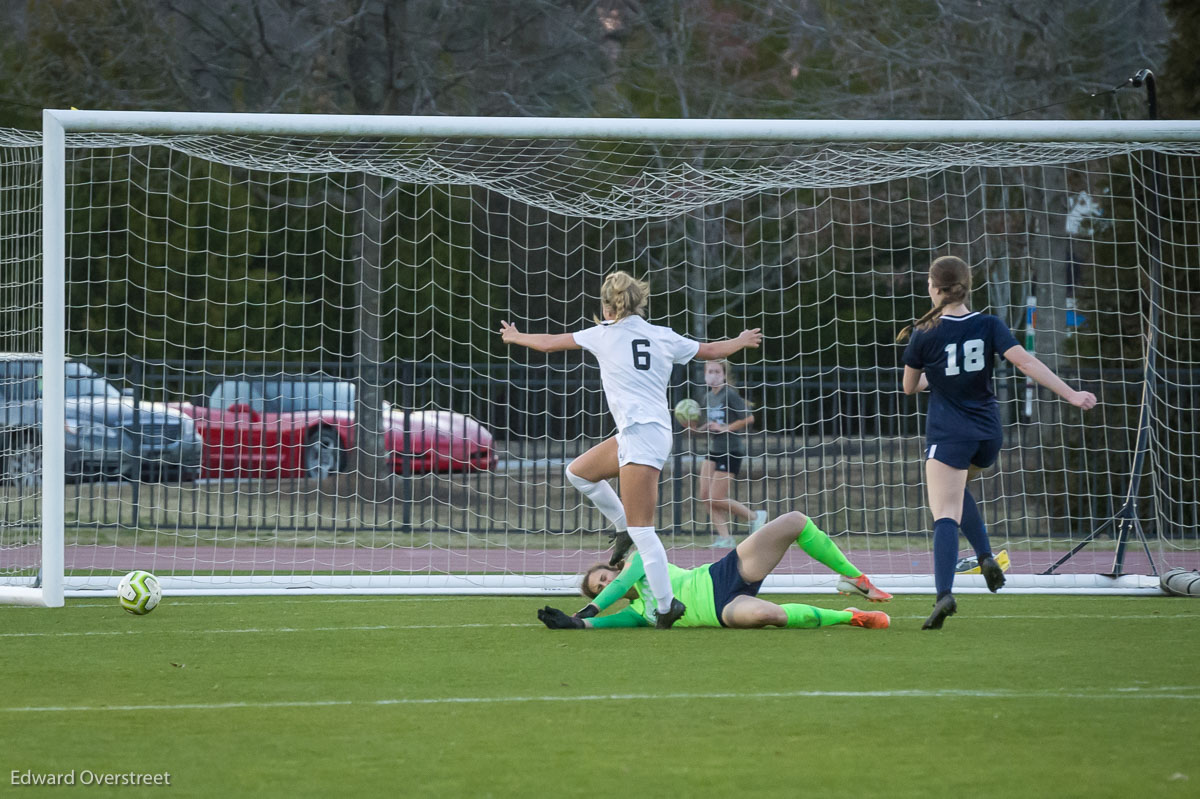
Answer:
[{"left": 3, "top": 114, "right": 1198, "bottom": 603}]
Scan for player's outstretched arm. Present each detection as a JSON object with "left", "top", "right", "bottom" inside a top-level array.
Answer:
[
  {"left": 589, "top": 554, "right": 646, "bottom": 613},
  {"left": 537, "top": 605, "right": 646, "bottom": 629},
  {"left": 1003, "top": 345, "right": 1097, "bottom": 409},
  {"left": 499, "top": 320, "right": 581, "bottom": 353},
  {"left": 695, "top": 328, "right": 762, "bottom": 360}
]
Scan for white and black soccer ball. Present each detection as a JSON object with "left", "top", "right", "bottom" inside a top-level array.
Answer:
[
  {"left": 117, "top": 570, "right": 163, "bottom": 615},
  {"left": 1160, "top": 568, "right": 1200, "bottom": 598},
  {"left": 954, "top": 554, "right": 979, "bottom": 573}
]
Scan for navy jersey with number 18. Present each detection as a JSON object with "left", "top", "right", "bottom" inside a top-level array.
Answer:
[{"left": 902, "top": 312, "right": 1021, "bottom": 443}]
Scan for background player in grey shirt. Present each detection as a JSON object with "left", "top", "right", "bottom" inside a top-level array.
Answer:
[{"left": 682, "top": 360, "right": 766, "bottom": 548}]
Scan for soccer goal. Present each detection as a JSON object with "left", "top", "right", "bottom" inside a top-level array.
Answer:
[{"left": 3, "top": 112, "right": 1199, "bottom": 605}]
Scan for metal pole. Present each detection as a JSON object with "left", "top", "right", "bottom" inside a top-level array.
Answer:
[
  {"left": 671, "top": 363, "right": 686, "bottom": 536},
  {"left": 39, "top": 111, "right": 66, "bottom": 607},
  {"left": 1044, "top": 69, "right": 1162, "bottom": 576},
  {"left": 356, "top": 172, "right": 386, "bottom": 505},
  {"left": 1111, "top": 70, "right": 1162, "bottom": 576},
  {"left": 47, "top": 109, "right": 1200, "bottom": 143}
]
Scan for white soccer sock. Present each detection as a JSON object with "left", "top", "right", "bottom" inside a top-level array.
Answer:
[
  {"left": 565, "top": 466, "right": 627, "bottom": 532},
  {"left": 626, "top": 526, "right": 674, "bottom": 613}
]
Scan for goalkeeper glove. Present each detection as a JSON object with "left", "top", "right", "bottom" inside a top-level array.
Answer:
[
  {"left": 608, "top": 530, "right": 633, "bottom": 566},
  {"left": 538, "top": 605, "right": 585, "bottom": 630},
  {"left": 574, "top": 604, "right": 599, "bottom": 619}
]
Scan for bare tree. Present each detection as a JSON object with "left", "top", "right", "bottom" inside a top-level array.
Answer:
[
  {"left": 1, "top": 0, "right": 1172, "bottom": 124},
  {"left": 1, "top": 0, "right": 615, "bottom": 120},
  {"left": 589, "top": 0, "right": 1168, "bottom": 120}
]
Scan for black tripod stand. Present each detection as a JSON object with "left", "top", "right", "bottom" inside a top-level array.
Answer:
[{"left": 1044, "top": 69, "right": 1162, "bottom": 578}]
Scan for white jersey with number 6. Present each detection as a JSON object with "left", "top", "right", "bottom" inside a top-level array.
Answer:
[{"left": 573, "top": 316, "right": 700, "bottom": 432}]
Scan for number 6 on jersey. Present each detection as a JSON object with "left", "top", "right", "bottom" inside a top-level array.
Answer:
[{"left": 632, "top": 338, "right": 651, "bottom": 370}]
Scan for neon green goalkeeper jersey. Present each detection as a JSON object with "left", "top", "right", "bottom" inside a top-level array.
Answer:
[{"left": 588, "top": 553, "right": 719, "bottom": 628}]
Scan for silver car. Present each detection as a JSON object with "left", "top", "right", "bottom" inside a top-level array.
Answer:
[{"left": 1, "top": 355, "right": 203, "bottom": 483}]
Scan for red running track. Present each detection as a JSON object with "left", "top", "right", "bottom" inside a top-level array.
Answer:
[{"left": 2, "top": 544, "right": 1184, "bottom": 576}]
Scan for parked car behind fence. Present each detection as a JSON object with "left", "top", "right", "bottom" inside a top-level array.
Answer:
[
  {"left": 0, "top": 355, "right": 203, "bottom": 484},
  {"left": 171, "top": 378, "right": 494, "bottom": 479}
]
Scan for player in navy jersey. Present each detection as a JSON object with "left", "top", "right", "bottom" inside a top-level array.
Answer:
[
  {"left": 501, "top": 270, "right": 761, "bottom": 628},
  {"left": 899, "top": 256, "right": 1097, "bottom": 629}
]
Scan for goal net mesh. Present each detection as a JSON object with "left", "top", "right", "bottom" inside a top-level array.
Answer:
[{"left": 2, "top": 125, "right": 1198, "bottom": 595}]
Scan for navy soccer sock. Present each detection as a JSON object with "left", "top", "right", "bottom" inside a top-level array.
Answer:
[
  {"left": 960, "top": 489, "right": 993, "bottom": 562},
  {"left": 933, "top": 517, "right": 960, "bottom": 598}
]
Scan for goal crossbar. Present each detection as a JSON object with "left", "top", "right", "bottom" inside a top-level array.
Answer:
[{"left": 44, "top": 109, "right": 1200, "bottom": 142}]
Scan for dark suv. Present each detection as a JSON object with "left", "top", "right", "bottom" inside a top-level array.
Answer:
[{"left": 0, "top": 355, "right": 203, "bottom": 484}]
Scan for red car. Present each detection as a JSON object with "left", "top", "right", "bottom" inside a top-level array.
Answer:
[{"left": 173, "top": 379, "right": 493, "bottom": 478}]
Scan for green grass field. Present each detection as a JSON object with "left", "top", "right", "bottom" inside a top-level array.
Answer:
[{"left": 3, "top": 593, "right": 1198, "bottom": 798}]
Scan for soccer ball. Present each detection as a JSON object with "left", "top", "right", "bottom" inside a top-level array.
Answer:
[
  {"left": 117, "top": 570, "right": 162, "bottom": 615},
  {"left": 674, "top": 398, "right": 701, "bottom": 425}
]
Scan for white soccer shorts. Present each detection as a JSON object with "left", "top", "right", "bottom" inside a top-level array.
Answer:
[{"left": 616, "top": 422, "right": 673, "bottom": 470}]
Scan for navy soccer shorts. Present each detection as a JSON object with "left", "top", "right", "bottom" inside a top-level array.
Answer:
[
  {"left": 710, "top": 548, "right": 764, "bottom": 627},
  {"left": 926, "top": 436, "right": 1003, "bottom": 470}
]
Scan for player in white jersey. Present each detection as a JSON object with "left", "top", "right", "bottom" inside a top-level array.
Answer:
[{"left": 500, "top": 271, "right": 761, "bottom": 628}]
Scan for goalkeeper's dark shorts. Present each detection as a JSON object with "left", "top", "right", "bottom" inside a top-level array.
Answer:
[{"left": 710, "top": 548, "right": 763, "bottom": 627}]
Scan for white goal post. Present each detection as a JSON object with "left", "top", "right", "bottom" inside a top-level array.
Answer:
[{"left": 3, "top": 110, "right": 1199, "bottom": 604}]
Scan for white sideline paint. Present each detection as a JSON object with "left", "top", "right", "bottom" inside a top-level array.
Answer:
[
  {"left": 0, "top": 623, "right": 533, "bottom": 638},
  {"left": 68, "top": 596, "right": 483, "bottom": 608},
  {"left": 2, "top": 613, "right": 1196, "bottom": 639},
  {"left": 5, "top": 686, "right": 1198, "bottom": 715}
]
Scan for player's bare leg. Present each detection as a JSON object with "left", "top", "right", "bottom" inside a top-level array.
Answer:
[
  {"left": 926, "top": 458, "right": 969, "bottom": 522},
  {"left": 564, "top": 437, "right": 630, "bottom": 561},
  {"left": 617, "top": 463, "right": 658, "bottom": 530},
  {"left": 697, "top": 460, "right": 723, "bottom": 542},
  {"left": 733, "top": 511, "right": 889, "bottom": 600},
  {"left": 700, "top": 462, "right": 753, "bottom": 546},
  {"left": 619, "top": 462, "right": 684, "bottom": 628},
  {"left": 733, "top": 511, "right": 809, "bottom": 582},
  {"left": 567, "top": 436, "right": 619, "bottom": 482},
  {"left": 720, "top": 594, "right": 886, "bottom": 630},
  {"left": 706, "top": 469, "right": 754, "bottom": 523},
  {"left": 720, "top": 594, "right": 787, "bottom": 627}
]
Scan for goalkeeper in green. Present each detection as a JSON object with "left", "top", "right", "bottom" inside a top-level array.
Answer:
[{"left": 537, "top": 511, "right": 892, "bottom": 630}]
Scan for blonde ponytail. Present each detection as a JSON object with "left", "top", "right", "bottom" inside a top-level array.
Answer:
[{"left": 597, "top": 270, "right": 650, "bottom": 322}]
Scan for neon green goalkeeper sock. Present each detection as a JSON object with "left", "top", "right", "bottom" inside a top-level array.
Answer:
[
  {"left": 797, "top": 517, "right": 862, "bottom": 579},
  {"left": 782, "top": 603, "right": 853, "bottom": 628}
]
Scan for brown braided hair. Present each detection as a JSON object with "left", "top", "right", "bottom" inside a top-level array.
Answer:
[{"left": 896, "top": 256, "right": 973, "bottom": 343}]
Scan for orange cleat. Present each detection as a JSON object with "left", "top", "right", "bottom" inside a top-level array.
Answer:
[
  {"left": 847, "top": 608, "right": 890, "bottom": 629},
  {"left": 837, "top": 574, "right": 893, "bottom": 603}
]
